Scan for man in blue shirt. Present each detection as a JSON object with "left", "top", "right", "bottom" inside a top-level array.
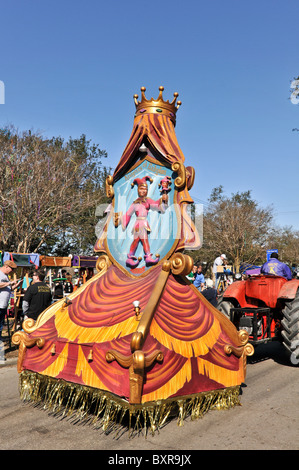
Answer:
[
  {"left": 193, "top": 264, "right": 205, "bottom": 291},
  {"left": 261, "top": 252, "right": 292, "bottom": 280}
]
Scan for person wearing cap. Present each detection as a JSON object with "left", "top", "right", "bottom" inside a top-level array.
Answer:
[
  {"left": 201, "top": 278, "right": 218, "bottom": 307},
  {"left": 0, "top": 261, "right": 22, "bottom": 339},
  {"left": 212, "top": 254, "right": 227, "bottom": 289},
  {"left": 260, "top": 252, "right": 292, "bottom": 281}
]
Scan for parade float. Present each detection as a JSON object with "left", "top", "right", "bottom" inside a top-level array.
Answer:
[{"left": 13, "top": 87, "right": 253, "bottom": 434}]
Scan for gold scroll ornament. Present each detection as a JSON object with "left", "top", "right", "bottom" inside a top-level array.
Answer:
[
  {"left": 106, "top": 252, "right": 193, "bottom": 404},
  {"left": 12, "top": 319, "right": 45, "bottom": 373}
]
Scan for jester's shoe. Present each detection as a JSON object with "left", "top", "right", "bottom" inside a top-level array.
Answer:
[
  {"left": 12, "top": 254, "right": 253, "bottom": 435},
  {"left": 144, "top": 253, "right": 160, "bottom": 266},
  {"left": 126, "top": 254, "right": 141, "bottom": 268}
]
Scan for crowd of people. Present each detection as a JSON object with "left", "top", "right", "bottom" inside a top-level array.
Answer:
[
  {"left": 0, "top": 251, "right": 296, "bottom": 343},
  {"left": 0, "top": 263, "right": 95, "bottom": 343},
  {"left": 0, "top": 260, "right": 23, "bottom": 341},
  {"left": 187, "top": 262, "right": 218, "bottom": 307},
  {"left": 186, "top": 254, "right": 232, "bottom": 308},
  {"left": 187, "top": 251, "right": 296, "bottom": 309}
]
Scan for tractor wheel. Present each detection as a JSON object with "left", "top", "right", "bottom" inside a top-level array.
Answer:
[
  {"left": 281, "top": 291, "right": 299, "bottom": 365},
  {"left": 217, "top": 297, "right": 234, "bottom": 320}
]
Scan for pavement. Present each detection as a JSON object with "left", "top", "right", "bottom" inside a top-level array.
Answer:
[
  {"left": 0, "top": 354, "right": 18, "bottom": 368},
  {"left": 0, "top": 337, "right": 18, "bottom": 368}
]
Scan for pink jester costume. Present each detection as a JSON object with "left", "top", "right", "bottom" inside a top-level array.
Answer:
[{"left": 119, "top": 175, "right": 170, "bottom": 268}]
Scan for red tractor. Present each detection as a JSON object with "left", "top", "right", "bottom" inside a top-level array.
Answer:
[{"left": 217, "top": 274, "right": 299, "bottom": 365}]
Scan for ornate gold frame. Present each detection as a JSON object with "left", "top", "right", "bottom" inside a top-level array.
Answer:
[{"left": 100, "top": 155, "right": 184, "bottom": 279}]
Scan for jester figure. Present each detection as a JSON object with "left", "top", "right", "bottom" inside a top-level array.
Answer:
[{"left": 116, "top": 175, "right": 169, "bottom": 268}]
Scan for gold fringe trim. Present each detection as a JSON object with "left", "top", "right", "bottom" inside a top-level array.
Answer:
[{"left": 19, "top": 370, "right": 241, "bottom": 437}]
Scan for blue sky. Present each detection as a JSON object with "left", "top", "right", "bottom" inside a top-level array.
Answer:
[{"left": 1, "top": 0, "right": 299, "bottom": 229}]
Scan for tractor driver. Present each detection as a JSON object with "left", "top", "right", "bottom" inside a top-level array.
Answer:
[{"left": 260, "top": 252, "right": 292, "bottom": 280}]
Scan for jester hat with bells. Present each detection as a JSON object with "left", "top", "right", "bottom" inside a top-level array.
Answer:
[{"left": 131, "top": 175, "right": 153, "bottom": 190}]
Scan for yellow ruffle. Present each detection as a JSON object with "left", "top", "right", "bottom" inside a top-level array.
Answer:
[
  {"left": 55, "top": 307, "right": 137, "bottom": 343},
  {"left": 149, "top": 317, "right": 221, "bottom": 358},
  {"left": 41, "top": 343, "right": 69, "bottom": 377},
  {"left": 141, "top": 358, "right": 192, "bottom": 402}
]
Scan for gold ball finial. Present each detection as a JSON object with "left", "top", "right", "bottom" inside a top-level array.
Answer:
[{"left": 134, "top": 86, "right": 181, "bottom": 126}]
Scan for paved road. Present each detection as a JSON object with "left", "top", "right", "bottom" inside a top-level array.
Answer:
[{"left": 1, "top": 341, "right": 298, "bottom": 451}]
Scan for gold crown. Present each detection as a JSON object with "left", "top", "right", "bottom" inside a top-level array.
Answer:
[{"left": 133, "top": 86, "right": 182, "bottom": 125}]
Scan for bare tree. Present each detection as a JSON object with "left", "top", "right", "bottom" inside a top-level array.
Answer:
[
  {"left": 0, "top": 127, "right": 108, "bottom": 254},
  {"left": 266, "top": 226, "right": 299, "bottom": 266},
  {"left": 196, "top": 186, "right": 274, "bottom": 269}
]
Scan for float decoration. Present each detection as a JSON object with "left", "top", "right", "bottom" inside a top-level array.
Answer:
[{"left": 13, "top": 86, "right": 253, "bottom": 435}]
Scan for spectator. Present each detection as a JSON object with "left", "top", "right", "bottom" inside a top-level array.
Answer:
[
  {"left": 212, "top": 254, "right": 227, "bottom": 288},
  {"left": 223, "top": 259, "right": 232, "bottom": 276},
  {"left": 22, "top": 270, "right": 52, "bottom": 322},
  {"left": 201, "top": 278, "right": 218, "bottom": 307},
  {"left": 21, "top": 269, "right": 33, "bottom": 292},
  {"left": 64, "top": 274, "right": 73, "bottom": 295},
  {"left": 74, "top": 274, "right": 84, "bottom": 291},
  {"left": 193, "top": 264, "right": 205, "bottom": 291},
  {"left": 53, "top": 272, "right": 64, "bottom": 299},
  {"left": 222, "top": 259, "right": 233, "bottom": 287},
  {"left": 186, "top": 265, "right": 198, "bottom": 283},
  {"left": 260, "top": 252, "right": 292, "bottom": 281},
  {"left": 0, "top": 260, "right": 22, "bottom": 338}
]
